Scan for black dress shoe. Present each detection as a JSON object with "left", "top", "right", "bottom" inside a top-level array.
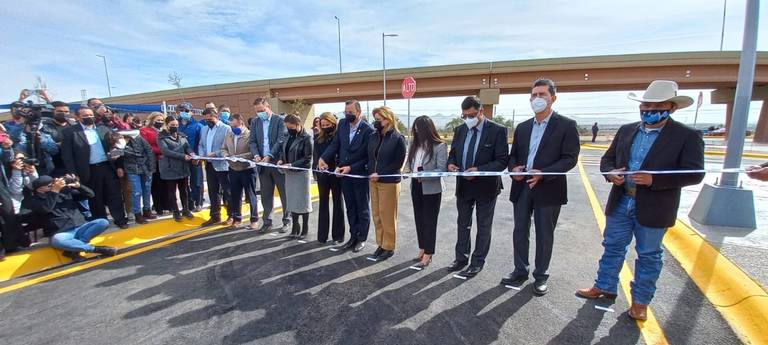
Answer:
[
  {"left": 353, "top": 241, "right": 365, "bottom": 252},
  {"left": 500, "top": 274, "right": 528, "bottom": 288},
  {"left": 456, "top": 266, "right": 483, "bottom": 279},
  {"left": 377, "top": 250, "right": 394, "bottom": 261},
  {"left": 62, "top": 250, "right": 84, "bottom": 261},
  {"left": 92, "top": 246, "right": 118, "bottom": 257},
  {"left": 173, "top": 211, "right": 182, "bottom": 222},
  {"left": 367, "top": 247, "right": 384, "bottom": 260},
  {"left": 341, "top": 239, "right": 357, "bottom": 250},
  {"left": 533, "top": 280, "right": 549, "bottom": 296},
  {"left": 446, "top": 260, "right": 468, "bottom": 272},
  {"left": 116, "top": 222, "right": 130, "bottom": 229},
  {"left": 182, "top": 210, "right": 194, "bottom": 219},
  {"left": 201, "top": 217, "right": 221, "bottom": 227}
]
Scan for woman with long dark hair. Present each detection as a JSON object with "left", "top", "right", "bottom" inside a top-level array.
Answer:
[
  {"left": 405, "top": 115, "right": 447, "bottom": 270},
  {"left": 312, "top": 112, "right": 345, "bottom": 244}
]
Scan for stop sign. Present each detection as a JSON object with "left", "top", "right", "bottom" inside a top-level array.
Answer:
[{"left": 401, "top": 76, "right": 416, "bottom": 99}]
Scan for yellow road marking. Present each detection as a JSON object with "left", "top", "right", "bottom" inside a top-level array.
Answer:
[
  {"left": 577, "top": 157, "right": 670, "bottom": 345},
  {"left": 581, "top": 143, "right": 768, "bottom": 159},
  {"left": 663, "top": 220, "right": 768, "bottom": 345},
  {"left": 0, "top": 182, "right": 319, "bottom": 289}
]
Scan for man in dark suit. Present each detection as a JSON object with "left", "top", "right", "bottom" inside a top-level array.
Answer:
[
  {"left": 504, "top": 79, "right": 580, "bottom": 296},
  {"left": 318, "top": 99, "right": 374, "bottom": 253},
  {"left": 446, "top": 96, "right": 509, "bottom": 278},
  {"left": 61, "top": 107, "right": 128, "bottom": 228},
  {"left": 249, "top": 97, "right": 290, "bottom": 233},
  {"left": 576, "top": 80, "right": 705, "bottom": 321}
]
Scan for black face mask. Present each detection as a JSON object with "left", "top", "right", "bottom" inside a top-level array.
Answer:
[
  {"left": 288, "top": 128, "right": 299, "bottom": 136},
  {"left": 82, "top": 117, "right": 95, "bottom": 126},
  {"left": 206, "top": 120, "right": 216, "bottom": 128},
  {"left": 168, "top": 126, "right": 179, "bottom": 134},
  {"left": 373, "top": 120, "right": 384, "bottom": 132},
  {"left": 344, "top": 112, "right": 356, "bottom": 123},
  {"left": 54, "top": 112, "right": 68, "bottom": 123},
  {"left": 323, "top": 127, "right": 335, "bottom": 135},
  {"left": 153, "top": 122, "right": 164, "bottom": 129}
]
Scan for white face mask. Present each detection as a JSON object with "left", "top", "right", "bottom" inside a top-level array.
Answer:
[
  {"left": 464, "top": 116, "right": 479, "bottom": 129},
  {"left": 531, "top": 97, "right": 548, "bottom": 114},
  {"left": 115, "top": 138, "right": 127, "bottom": 149}
]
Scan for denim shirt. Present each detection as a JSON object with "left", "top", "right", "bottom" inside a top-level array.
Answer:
[{"left": 626, "top": 124, "right": 663, "bottom": 191}]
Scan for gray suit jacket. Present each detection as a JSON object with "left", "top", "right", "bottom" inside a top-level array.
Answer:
[
  {"left": 198, "top": 121, "right": 231, "bottom": 172},
  {"left": 405, "top": 142, "right": 447, "bottom": 195}
]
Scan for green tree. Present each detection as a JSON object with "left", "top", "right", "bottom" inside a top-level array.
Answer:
[
  {"left": 444, "top": 117, "right": 465, "bottom": 133},
  {"left": 396, "top": 117, "right": 407, "bottom": 134},
  {"left": 490, "top": 115, "right": 515, "bottom": 130}
]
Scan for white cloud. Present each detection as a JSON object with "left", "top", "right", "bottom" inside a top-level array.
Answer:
[{"left": 1, "top": 0, "right": 765, "bottom": 127}]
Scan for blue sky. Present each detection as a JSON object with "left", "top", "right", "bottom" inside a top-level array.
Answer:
[{"left": 2, "top": 0, "right": 766, "bottom": 126}]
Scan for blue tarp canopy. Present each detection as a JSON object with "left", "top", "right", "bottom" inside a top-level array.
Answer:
[{"left": 0, "top": 103, "right": 163, "bottom": 113}]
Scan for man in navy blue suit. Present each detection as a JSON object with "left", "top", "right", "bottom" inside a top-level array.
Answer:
[{"left": 318, "top": 100, "right": 373, "bottom": 253}]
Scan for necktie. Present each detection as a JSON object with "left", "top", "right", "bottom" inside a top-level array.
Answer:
[{"left": 465, "top": 128, "right": 478, "bottom": 170}]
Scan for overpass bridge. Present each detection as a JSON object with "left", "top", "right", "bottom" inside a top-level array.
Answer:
[{"left": 24, "top": 51, "right": 768, "bottom": 141}]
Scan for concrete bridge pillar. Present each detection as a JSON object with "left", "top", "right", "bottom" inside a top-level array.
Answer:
[
  {"left": 754, "top": 100, "right": 768, "bottom": 143},
  {"left": 479, "top": 88, "right": 500, "bottom": 119},
  {"left": 712, "top": 86, "right": 768, "bottom": 140},
  {"left": 268, "top": 97, "right": 315, "bottom": 130}
]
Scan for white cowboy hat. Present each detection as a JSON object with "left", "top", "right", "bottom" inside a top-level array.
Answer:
[{"left": 628, "top": 80, "right": 694, "bottom": 109}]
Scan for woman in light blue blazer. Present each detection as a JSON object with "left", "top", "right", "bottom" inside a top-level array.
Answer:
[{"left": 404, "top": 116, "right": 447, "bottom": 270}]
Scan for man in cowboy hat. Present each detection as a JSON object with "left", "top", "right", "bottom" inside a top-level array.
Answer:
[{"left": 576, "top": 80, "right": 705, "bottom": 321}]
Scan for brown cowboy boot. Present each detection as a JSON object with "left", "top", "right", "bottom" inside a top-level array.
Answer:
[
  {"left": 628, "top": 303, "right": 648, "bottom": 321},
  {"left": 576, "top": 287, "right": 617, "bottom": 300}
]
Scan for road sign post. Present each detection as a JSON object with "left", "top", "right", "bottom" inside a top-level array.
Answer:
[{"left": 402, "top": 76, "right": 416, "bottom": 133}]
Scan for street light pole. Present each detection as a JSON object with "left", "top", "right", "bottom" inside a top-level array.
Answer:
[
  {"left": 334, "top": 16, "right": 342, "bottom": 74},
  {"left": 382, "top": 33, "right": 398, "bottom": 105},
  {"left": 720, "top": 0, "right": 728, "bottom": 51},
  {"left": 689, "top": 0, "right": 759, "bottom": 229},
  {"left": 96, "top": 54, "right": 112, "bottom": 97}
]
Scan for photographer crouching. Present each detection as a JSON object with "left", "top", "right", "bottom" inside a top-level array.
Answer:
[{"left": 21, "top": 175, "right": 118, "bottom": 260}]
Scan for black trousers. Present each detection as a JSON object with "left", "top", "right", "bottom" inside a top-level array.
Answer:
[
  {"left": 316, "top": 173, "right": 345, "bottom": 242},
  {"left": 151, "top": 168, "right": 170, "bottom": 212},
  {"left": 341, "top": 176, "right": 370, "bottom": 242},
  {"left": 87, "top": 163, "right": 127, "bottom": 225},
  {"left": 511, "top": 185, "right": 562, "bottom": 282},
  {"left": 0, "top": 188, "right": 23, "bottom": 251},
  {"left": 455, "top": 194, "right": 497, "bottom": 268},
  {"left": 165, "top": 178, "right": 189, "bottom": 212},
  {"left": 411, "top": 179, "right": 441, "bottom": 255},
  {"left": 205, "top": 164, "right": 230, "bottom": 219}
]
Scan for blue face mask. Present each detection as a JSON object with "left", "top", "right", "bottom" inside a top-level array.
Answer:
[
  {"left": 232, "top": 127, "right": 242, "bottom": 136},
  {"left": 219, "top": 111, "right": 230, "bottom": 124},
  {"left": 257, "top": 111, "right": 268, "bottom": 121},
  {"left": 640, "top": 110, "right": 670, "bottom": 125},
  {"left": 179, "top": 111, "right": 191, "bottom": 120}
]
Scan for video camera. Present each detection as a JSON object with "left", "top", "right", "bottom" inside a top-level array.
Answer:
[{"left": 19, "top": 102, "right": 54, "bottom": 129}]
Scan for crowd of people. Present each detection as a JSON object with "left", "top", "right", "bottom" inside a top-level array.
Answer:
[{"left": 1, "top": 78, "right": 766, "bottom": 322}]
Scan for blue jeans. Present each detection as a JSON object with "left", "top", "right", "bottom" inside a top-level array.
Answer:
[
  {"left": 594, "top": 195, "right": 667, "bottom": 305},
  {"left": 50, "top": 219, "right": 110, "bottom": 252},
  {"left": 127, "top": 173, "right": 152, "bottom": 213},
  {"left": 189, "top": 163, "right": 204, "bottom": 208}
]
